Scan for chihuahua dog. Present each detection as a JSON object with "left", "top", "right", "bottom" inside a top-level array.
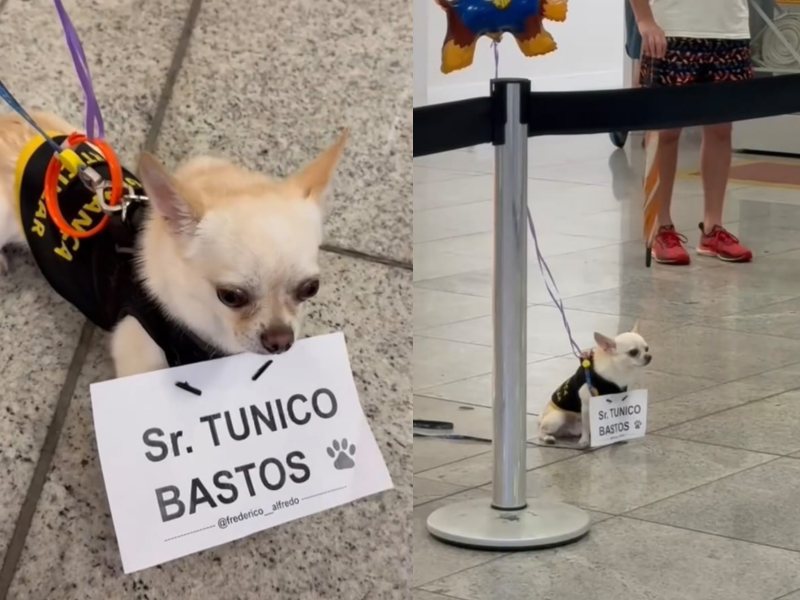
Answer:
[
  {"left": 0, "top": 111, "right": 346, "bottom": 377},
  {"left": 538, "top": 324, "right": 651, "bottom": 449}
]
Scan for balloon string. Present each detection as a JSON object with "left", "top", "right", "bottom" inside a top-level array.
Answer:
[{"left": 492, "top": 41, "right": 499, "bottom": 78}]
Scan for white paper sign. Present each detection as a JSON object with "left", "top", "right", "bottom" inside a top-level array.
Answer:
[
  {"left": 589, "top": 389, "right": 648, "bottom": 448},
  {"left": 90, "top": 332, "right": 393, "bottom": 573}
]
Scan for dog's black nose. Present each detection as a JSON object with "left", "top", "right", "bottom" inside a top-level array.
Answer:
[
  {"left": 260, "top": 325, "right": 294, "bottom": 354},
  {"left": 644, "top": 354, "right": 652, "bottom": 365}
]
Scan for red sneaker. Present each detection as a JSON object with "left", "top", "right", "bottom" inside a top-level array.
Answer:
[
  {"left": 651, "top": 226, "right": 691, "bottom": 265},
  {"left": 697, "top": 224, "right": 753, "bottom": 262}
]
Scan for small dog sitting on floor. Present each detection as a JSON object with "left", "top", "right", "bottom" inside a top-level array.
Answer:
[
  {"left": 538, "top": 324, "right": 651, "bottom": 449},
  {"left": 0, "top": 111, "right": 347, "bottom": 377}
]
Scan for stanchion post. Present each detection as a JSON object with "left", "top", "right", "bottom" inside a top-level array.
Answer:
[
  {"left": 491, "top": 79, "right": 529, "bottom": 511},
  {"left": 427, "top": 79, "right": 591, "bottom": 550}
]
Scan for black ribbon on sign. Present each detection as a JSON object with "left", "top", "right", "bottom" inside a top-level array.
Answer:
[{"left": 413, "top": 73, "right": 800, "bottom": 157}]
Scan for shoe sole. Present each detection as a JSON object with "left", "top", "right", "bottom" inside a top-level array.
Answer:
[
  {"left": 651, "top": 252, "right": 690, "bottom": 265},
  {"left": 696, "top": 247, "right": 753, "bottom": 262}
]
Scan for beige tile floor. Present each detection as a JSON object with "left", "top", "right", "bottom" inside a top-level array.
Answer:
[
  {"left": 414, "top": 132, "right": 800, "bottom": 600},
  {"left": 0, "top": 0, "right": 411, "bottom": 598}
]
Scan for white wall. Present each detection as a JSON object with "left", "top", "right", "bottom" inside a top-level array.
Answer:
[{"left": 424, "top": 0, "right": 625, "bottom": 104}]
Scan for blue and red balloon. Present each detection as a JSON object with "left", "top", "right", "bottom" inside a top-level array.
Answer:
[{"left": 435, "top": 0, "right": 568, "bottom": 74}]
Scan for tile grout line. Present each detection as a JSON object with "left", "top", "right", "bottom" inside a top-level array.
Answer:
[
  {"left": 414, "top": 393, "right": 800, "bottom": 502},
  {"left": 617, "top": 456, "right": 786, "bottom": 519},
  {"left": 413, "top": 326, "right": 800, "bottom": 401},
  {"left": 0, "top": 0, "right": 203, "bottom": 596},
  {"left": 620, "top": 511, "right": 800, "bottom": 556},
  {"left": 320, "top": 244, "right": 411, "bottom": 271},
  {"left": 414, "top": 375, "right": 800, "bottom": 488},
  {"left": 650, "top": 432, "right": 796, "bottom": 458},
  {"left": 418, "top": 508, "right": 800, "bottom": 595},
  {"left": 413, "top": 450, "right": 584, "bottom": 508},
  {"left": 0, "top": 322, "right": 95, "bottom": 599},
  {"left": 417, "top": 553, "right": 513, "bottom": 592},
  {"left": 143, "top": 0, "right": 204, "bottom": 156},
  {"left": 414, "top": 371, "right": 800, "bottom": 506},
  {"left": 651, "top": 381, "right": 800, "bottom": 436},
  {"left": 417, "top": 461, "right": 796, "bottom": 593},
  {"left": 415, "top": 387, "right": 800, "bottom": 509},
  {"left": 418, "top": 512, "right": 621, "bottom": 592}
]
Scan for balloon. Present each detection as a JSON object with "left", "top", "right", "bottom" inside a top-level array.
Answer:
[{"left": 435, "top": 0, "right": 568, "bottom": 74}]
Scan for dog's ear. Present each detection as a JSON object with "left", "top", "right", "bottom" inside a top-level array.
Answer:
[
  {"left": 594, "top": 332, "right": 617, "bottom": 353},
  {"left": 631, "top": 319, "right": 640, "bottom": 335},
  {"left": 138, "top": 152, "right": 198, "bottom": 236},
  {"left": 289, "top": 129, "right": 348, "bottom": 208}
]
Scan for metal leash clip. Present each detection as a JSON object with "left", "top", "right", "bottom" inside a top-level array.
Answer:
[
  {"left": 119, "top": 187, "right": 148, "bottom": 222},
  {"left": 76, "top": 164, "right": 120, "bottom": 215},
  {"left": 91, "top": 179, "right": 147, "bottom": 222}
]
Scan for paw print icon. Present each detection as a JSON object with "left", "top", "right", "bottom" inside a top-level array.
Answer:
[
  {"left": 634, "top": 420, "right": 642, "bottom": 430},
  {"left": 327, "top": 438, "right": 356, "bottom": 470}
]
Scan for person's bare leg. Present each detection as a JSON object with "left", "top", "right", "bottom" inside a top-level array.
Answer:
[
  {"left": 654, "top": 128, "right": 682, "bottom": 227},
  {"left": 700, "top": 122, "right": 732, "bottom": 232}
]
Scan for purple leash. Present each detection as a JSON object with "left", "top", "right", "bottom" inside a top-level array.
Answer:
[
  {"left": 526, "top": 206, "right": 583, "bottom": 359},
  {"left": 53, "top": 0, "right": 104, "bottom": 140}
]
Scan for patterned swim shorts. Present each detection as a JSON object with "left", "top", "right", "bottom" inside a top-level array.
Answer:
[{"left": 640, "top": 38, "right": 754, "bottom": 87}]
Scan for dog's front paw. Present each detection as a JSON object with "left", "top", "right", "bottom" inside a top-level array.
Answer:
[{"left": 577, "top": 437, "right": 590, "bottom": 450}]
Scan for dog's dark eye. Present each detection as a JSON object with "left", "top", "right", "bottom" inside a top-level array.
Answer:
[
  {"left": 296, "top": 278, "right": 320, "bottom": 301},
  {"left": 629, "top": 349, "right": 640, "bottom": 358},
  {"left": 217, "top": 287, "right": 250, "bottom": 308}
]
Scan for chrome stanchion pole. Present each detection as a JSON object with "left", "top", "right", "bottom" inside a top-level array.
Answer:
[
  {"left": 491, "top": 78, "right": 528, "bottom": 511},
  {"left": 427, "top": 79, "right": 591, "bottom": 550}
]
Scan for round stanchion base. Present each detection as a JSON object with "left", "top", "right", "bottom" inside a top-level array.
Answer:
[{"left": 427, "top": 498, "right": 590, "bottom": 550}]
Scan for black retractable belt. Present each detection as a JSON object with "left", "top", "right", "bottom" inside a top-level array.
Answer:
[{"left": 414, "top": 72, "right": 800, "bottom": 157}]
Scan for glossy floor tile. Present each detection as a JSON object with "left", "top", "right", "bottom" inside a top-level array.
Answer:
[
  {"left": 413, "top": 477, "right": 468, "bottom": 506},
  {"left": 658, "top": 389, "right": 800, "bottom": 455},
  {"left": 413, "top": 336, "right": 548, "bottom": 392},
  {"left": 414, "top": 490, "right": 612, "bottom": 590},
  {"left": 413, "top": 174, "right": 493, "bottom": 211},
  {"left": 414, "top": 288, "right": 492, "bottom": 332},
  {"left": 7, "top": 254, "right": 411, "bottom": 599},
  {"left": 648, "top": 363, "right": 800, "bottom": 431},
  {"left": 421, "top": 518, "right": 800, "bottom": 600},
  {"left": 701, "top": 295, "right": 800, "bottom": 339},
  {"left": 418, "top": 443, "right": 578, "bottom": 489},
  {"left": 155, "top": 0, "right": 412, "bottom": 262},
  {"left": 630, "top": 458, "right": 800, "bottom": 551},
  {"left": 412, "top": 397, "right": 522, "bottom": 473},
  {"left": 413, "top": 489, "right": 502, "bottom": 588},
  {"left": 509, "top": 436, "right": 772, "bottom": 514},
  {"left": 414, "top": 131, "right": 800, "bottom": 599},
  {"left": 413, "top": 396, "right": 538, "bottom": 442},
  {"left": 420, "top": 354, "right": 714, "bottom": 416},
  {"left": 415, "top": 305, "right": 671, "bottom": 358},
  {"left": 629, "top": 325, "right": 800, "bottom": 382}
]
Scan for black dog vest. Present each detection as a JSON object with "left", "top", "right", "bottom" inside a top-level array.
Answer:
[
  {"left": 551, "top": 362, "right": 627, "bottom": 413},
  {"left": 15, "top": 134, "right": 224, "bottom": 367}
]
